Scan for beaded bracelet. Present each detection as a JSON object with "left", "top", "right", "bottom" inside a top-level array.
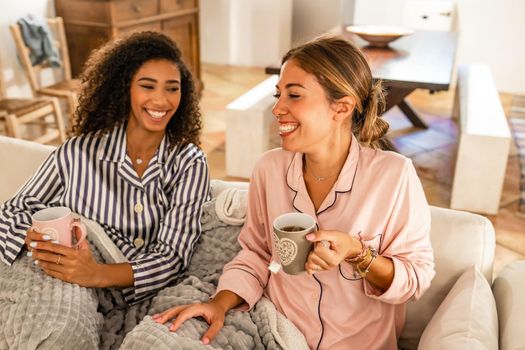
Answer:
[{"left": 344, "top": 233, "right": 368, "bottom": 264}]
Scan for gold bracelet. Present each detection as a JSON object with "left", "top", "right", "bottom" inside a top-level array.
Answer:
[
  {"left": 355, "top": 249, "right": 372, "bottom": 270},
  {"left": 356, "top": 247, "right": 378, "bottom": 278}
]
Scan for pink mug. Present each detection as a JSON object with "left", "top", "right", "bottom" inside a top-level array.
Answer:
[{"left": 31, "top": 207, "right": 87, "bottom": 248}]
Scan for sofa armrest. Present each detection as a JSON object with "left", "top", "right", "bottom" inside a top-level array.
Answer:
[
  {"left": 0, "top": 136, "right": 55, "bottom": 204},
  {"left": 492, "top": 260, "right": 525, "bottom": 350}
]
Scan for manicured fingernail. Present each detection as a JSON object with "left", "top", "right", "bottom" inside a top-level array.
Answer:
[
  {"left": 202, "top": 338, "right": 209, "bottom": 345},
  {"left": 42, "top": 235, "right": 51, "bottom": 240},
  {"left": 152, "top": 313, "right": 159, "bottom": 318},
  {"left": 30, "top": 242, "right": 37, "bottom": 248},
  {"left": 26, "top": 252, "right": 32, "bottom": 257},
  {"left": 306, "top": 234, "right": 314, "bottom": 240},
  {"left": 34, "top": 260, "right": 39, "bottom": 265}
]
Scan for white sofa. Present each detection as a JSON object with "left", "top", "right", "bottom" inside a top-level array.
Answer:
[{"left": 1, "top": 135, "right": 524, "bottom": 349}]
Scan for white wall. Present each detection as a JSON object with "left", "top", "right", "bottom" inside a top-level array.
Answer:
[
  {"left": 455, "top": 0, "right": 525, "bottom": 94},
  {"left": 230, "top": 0, "right": 292, "bottom": 66},
  {"left": 199, "top": 0, "right": 232, "bottom": 65},
  {"left": 200, "top": 0, "right": 292, "bottom": 67},
  {"left": 353, "top": 0, "right": 525, "bottom": 94},
  {"left": 0, "top": 0, "right": 55, "bottom": 98},
  {"left": 291, "top": 0, "right": 343, "bottom": 45},
  {"left": 199, "top": 0, "right": 353, "bottom": 66},
  {"left": 341, "top": 0, "right": 356, "bottom": 26}
]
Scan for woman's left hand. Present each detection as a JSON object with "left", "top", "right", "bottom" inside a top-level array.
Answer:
[
  {"left": 305, "top": 230, "right": 362, "bottom": 274},
  {"left": 28, "top": 239, "right": 102, "bottom": 287}
]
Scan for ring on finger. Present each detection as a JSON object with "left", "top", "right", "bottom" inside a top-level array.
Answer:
[{"left": 56, "top": 255, "right": 62, "bottom": 265}]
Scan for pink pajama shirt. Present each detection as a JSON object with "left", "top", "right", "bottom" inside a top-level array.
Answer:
[{"left": 216, "top": 137, "right": 434, "bottom": 350}]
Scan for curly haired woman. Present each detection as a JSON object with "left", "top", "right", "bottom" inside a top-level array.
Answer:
[{"left": 0, "top": 32, "right": 209, "bottom": 348}]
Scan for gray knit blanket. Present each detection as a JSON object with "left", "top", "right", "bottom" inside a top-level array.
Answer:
[
  {"left": 0, "top": 253, "right": 102, "bottom": 349},
  {"left": 0, "top": 199, "right": 308, "bottom": 350},
  {"left": 121, "top": 199, "right": 309, "bottom": 350},
  {"left": 0, "top": 223, "right": 151, "bottom": 350}
]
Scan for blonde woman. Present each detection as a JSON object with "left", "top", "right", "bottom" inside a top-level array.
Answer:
[{"left": 154, "top": 36, "right": 434, "bottom": 350}]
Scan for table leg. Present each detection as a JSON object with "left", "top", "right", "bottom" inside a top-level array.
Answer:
[
  {"left": 399, "top": 100, "right": 429, "bottom": 129},
  {"left": 383, "top": 86, "right": 428, "bottom": 129}
]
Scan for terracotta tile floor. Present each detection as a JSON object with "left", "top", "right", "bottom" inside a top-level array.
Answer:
[{"left": 199, "top": 63, "right": 525, "bottom": 279}]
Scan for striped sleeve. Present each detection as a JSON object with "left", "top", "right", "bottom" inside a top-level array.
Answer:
[
  {"left": 123, "top": 151, "right": 210, "bottom": 303},
  {"left": 0, "top": 150, "right": 64, "bottom": 265}
]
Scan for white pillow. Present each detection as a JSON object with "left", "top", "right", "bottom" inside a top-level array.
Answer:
[{"left": 418, "top": 266, "right": 498, "bottom": 350}]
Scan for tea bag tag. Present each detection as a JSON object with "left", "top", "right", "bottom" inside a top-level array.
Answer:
[{"left": 268, "top": 261, "right": 281, "bottom": 274}]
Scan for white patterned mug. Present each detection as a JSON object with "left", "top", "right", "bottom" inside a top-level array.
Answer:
[
  {"left": 32, "top": 207, "right": 87, "bottom": 248},
  {"left": 272, "top": 213, "right": 317, "bottom": 275}
]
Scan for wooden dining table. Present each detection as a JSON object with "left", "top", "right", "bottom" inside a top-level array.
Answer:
[{"left": 265, "top": 26, "right": 458, "bottom": 130}]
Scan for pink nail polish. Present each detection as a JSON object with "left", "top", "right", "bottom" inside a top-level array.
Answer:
[{"left": 202, "top": 338, "right": 209, "bottom": 345}]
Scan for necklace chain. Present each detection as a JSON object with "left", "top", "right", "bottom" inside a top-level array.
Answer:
[
  {"left": 305, "top": 164, "right": 340, "bottom": 182},
  {"left": 128, "top": 147, "right": 148, "bottom": 165},
  {"left": 127, "top": 138, "right": 159, "bottom": 166}
]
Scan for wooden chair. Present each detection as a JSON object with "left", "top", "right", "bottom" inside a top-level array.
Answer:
[
  {"left": 9, "top": 17, "right": 80, "bottom": 119},
  {"left": 0, "top": 57, "right": 66, "bottom": 144}
]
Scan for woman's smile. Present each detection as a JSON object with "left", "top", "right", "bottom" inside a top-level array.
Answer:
[
  {"left": 144, "top": 108, "right": 170, "bottom": 123},
  {"left": 279, "top": 122, "right": 299, "bottom": 136}
]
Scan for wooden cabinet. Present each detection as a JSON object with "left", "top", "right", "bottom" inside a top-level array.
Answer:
[{"left": 54, "top": 0, "right": 201, "bottom": 83}]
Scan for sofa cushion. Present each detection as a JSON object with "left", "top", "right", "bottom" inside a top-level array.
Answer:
[
  {"left": 399, "top": 206, "right": 495, "bottom": 349},
  {"left": 492, "top": 260, "right": 525, "bottom": 350},
  {"left": 0, "top": 136, "right": 55, "bottom": 204},
  {"left": 418, "top": 266, "right": 498, "bottom": 350}
]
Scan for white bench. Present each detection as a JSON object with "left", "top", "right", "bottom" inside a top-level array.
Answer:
[
  {"left": 450, "top": 64, "right": 511, "bottom": 214},
  {"left": 225, "top": 75, "right": 279, "bottom": 178}
]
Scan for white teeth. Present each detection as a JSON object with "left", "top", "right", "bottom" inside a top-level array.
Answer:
[
  {"left": 279, "top": 124, "right": 299, "bottom": 134},
  {"left": 146, "top": 109, "right": 167, "bottom": 119}
]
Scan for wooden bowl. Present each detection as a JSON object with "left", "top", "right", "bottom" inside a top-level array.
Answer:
[{"left": 346, "top": 25, "right": 414, "bottom": 47}]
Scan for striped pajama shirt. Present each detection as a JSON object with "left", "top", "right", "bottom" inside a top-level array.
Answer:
[{"left": 0, "top": 125, "right": 210, "bottom": 303}]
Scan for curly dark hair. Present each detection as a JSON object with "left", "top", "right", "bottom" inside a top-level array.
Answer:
[{"left": 71, "top": 31, "right": 201, "bottom": 147}]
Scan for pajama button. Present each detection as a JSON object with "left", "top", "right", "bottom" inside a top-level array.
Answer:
[
  {"left": 312, "top": 293, "right": 318, "bottom": 300},
  {"left": 134, "top": 203, "right": 143, "bottom": 214},
  {"left": 134, "top": 238, "right": 144, "bottom": 248}
]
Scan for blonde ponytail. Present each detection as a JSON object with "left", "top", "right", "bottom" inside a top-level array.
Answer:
[{"left": 353, "top": 80, "right": 389, "bottom": 149}]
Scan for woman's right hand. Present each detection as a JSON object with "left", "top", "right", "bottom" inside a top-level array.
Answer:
[
  {"left": 152, "top": 301, "right": 227, "bottom": 345},
  {"left": 152, "top": 290, "right": 244, "bottom": 345}
]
